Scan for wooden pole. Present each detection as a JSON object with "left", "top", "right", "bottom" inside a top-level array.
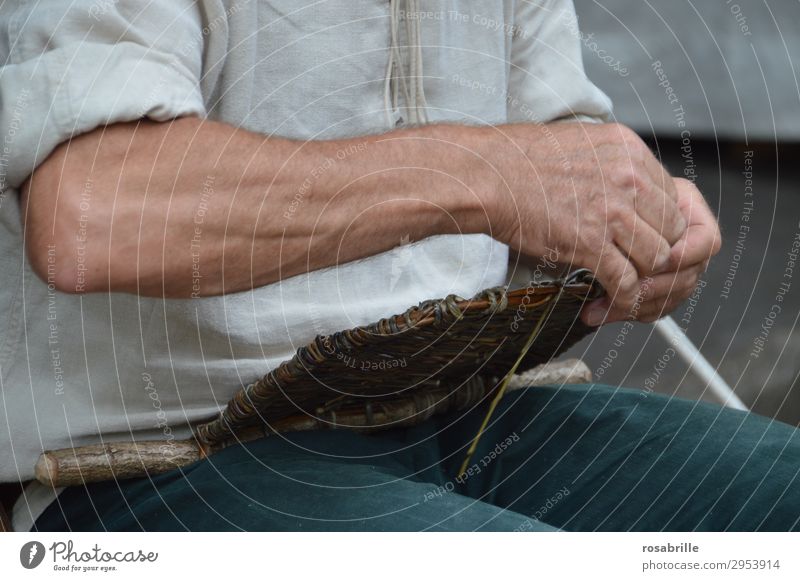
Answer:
[
  {"left": 34, "top": 359, "right": 592, "bottom": 488},
  {"left": 35, "top": 440, "right": 203, "bottom": 488}
]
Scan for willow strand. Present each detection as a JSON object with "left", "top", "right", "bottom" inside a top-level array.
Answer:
[{"left": 456, "top": 284, "right": 566, "bottom": 478}]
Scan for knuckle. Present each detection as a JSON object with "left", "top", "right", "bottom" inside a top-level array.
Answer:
[
  {"left": 605, "top": 196, "right": 629, "bottom": 224},
  {"left": 608, "top": 162, "right": 637, "bottom": 190},
  {"left": 618, "top": 276, "right": 640, "bottom": 310},
  {"left": 636, "top": 276, "right": 651, "bottom": 296}
]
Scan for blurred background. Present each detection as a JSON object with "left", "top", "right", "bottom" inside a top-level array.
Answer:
[{"left": 565, "top": 0, "right": 800, "bottom": 424}]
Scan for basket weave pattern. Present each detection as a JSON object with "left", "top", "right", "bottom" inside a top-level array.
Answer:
[{"left": 197, "top": 270, "right": 602, "bottom": 447}]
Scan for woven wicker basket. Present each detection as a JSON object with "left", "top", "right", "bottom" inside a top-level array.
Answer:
[{"left": 36, "top": 269, "right": 602, "bottom": 487}]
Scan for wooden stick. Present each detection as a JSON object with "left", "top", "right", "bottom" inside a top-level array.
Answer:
[
  {"left": 35, "top": 359, "right": 592, "bottom": 488},
  {"left": 35, "top": 440, "right": 203, "bottom": 488}
]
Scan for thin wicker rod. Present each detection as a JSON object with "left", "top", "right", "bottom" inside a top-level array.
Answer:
[{"left": 456, "top": 287, "right": 563, "bottom": 477}]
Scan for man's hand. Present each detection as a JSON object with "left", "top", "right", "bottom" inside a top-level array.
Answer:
[
  {"left": 485, "top": 122, "right": 689, "bottom": 315},
  {"left": 579, "top": 178, "right": 722, "bottom": 325}
]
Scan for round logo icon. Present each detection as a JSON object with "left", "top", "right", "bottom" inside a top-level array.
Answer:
[{"left": 20, "top": 541, "right": 46, "bottom": 569}]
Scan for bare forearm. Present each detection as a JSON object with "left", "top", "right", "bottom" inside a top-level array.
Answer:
[
  {"left": 23, "top": 117, "right": 496, "bottom": 297},
  {"left": 24, "top": 117, "right": 709, "bottom": 318}
]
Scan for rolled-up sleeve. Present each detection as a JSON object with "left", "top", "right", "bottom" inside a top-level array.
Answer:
[
  {"left": 507, "top": 0, "right": 613, "bottom": 124},
  {"left": 0, "top": 0, "right": 206, "bottom": 191}
]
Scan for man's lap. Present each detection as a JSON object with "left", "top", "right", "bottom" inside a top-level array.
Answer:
[
  {"left": 32, "top": 417, "right": 544, "bottom": 532},
  {"left": 34, "top": 384, "right": 800, "bottom": 531},
  {"left": 445, "top": 384, "right": 800, "bottom": 531}
]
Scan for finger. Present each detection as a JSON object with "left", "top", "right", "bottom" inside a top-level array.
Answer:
[
  {"left": 581, "top": 244, "right": 639, "bottom": 325},
  {"left": 589, "top": 292, "right": 682, "bottom": 326},
  {"left": 606, "top": 123, "right": 679, "bottom": 203},
  {"left": 580, "top": 296, "right": 610, "bottom": 327},
  {"left": 636, "top": 262, "right": 705, "bottom": 302},
  {"left": 637, "top": 186, "right": 686, "bottom": 246},
  {"left": 583, "top": 263, "right": 703, "bottom": 325},
  {"left": 612, "top": 215, "right": 672, "bottom": 275},
  {"left": 669, "top": 179, "right": 722, "bottom": 269},
  {"left": 621, "top": 132, "right": 685, "bottom": 240},
  {"left": 646, "top": 154, "right": 679, "bottom": 202},
  {"left": 632, "top": 294, "right": 688, "bottom": 323},
  {"left": 603, "top": 157, "right": 686, "bottom": 246}
]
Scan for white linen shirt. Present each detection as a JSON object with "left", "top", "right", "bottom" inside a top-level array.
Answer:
[{"left": 0, "top": 0, "right": 611, "bottom": 528}]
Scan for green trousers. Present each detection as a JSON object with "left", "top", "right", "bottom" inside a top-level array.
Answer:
[{"left": 34, "top": 384, "right": 800, "bottom": 531}]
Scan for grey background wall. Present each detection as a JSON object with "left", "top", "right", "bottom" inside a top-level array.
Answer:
[{"left": 574, "top": 0, "right": 800, "bottom": 141}]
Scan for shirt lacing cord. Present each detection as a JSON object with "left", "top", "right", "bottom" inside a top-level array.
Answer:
[{"left": 384, "top": 0, "right": 429, "bottom": 127}]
